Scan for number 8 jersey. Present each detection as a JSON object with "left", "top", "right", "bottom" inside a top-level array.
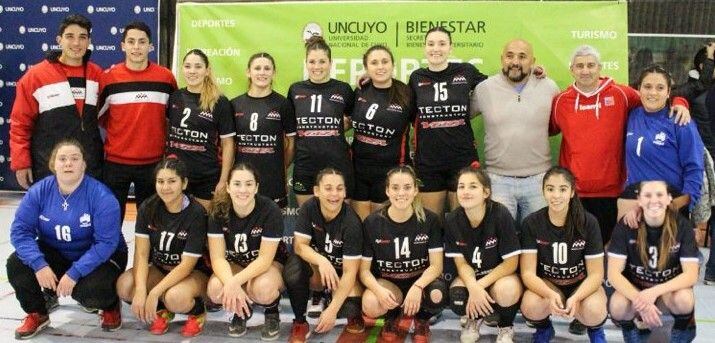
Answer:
[{"left": 521, "top": 207, "right": 603, "bottom": 286}]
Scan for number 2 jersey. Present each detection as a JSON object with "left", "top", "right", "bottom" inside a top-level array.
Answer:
[
  {"left": 608, "top": 216, "right": 699, "bottom": 289},
  {"left": 166, "top": 88, "right": 236, "bottom": 179},
  {"left": 362, "top": 208, "right": 443, "bottom": 280},
  {"left": 293, "top": 197, "right": 363, "bottom": 271},
  {"left": 288, "top": 79, "right": 355, "bottom": 176},
  {"left": 521, "top": 207, "right": 604, "bottom": 286},
  {"left": 444, "top": 202, "right": 520, "bottom": 277},
  {"left": 350, "top": 83, "right": 412, "bottom": 167},
  {"left": 207, "top": 195, "right": 289, "bottom": 267},
  {"left": 231, "top": 92, "right": 297, "bottom": 202},
  {"left": 409, "top": 62, "right": 486, "bottom": 169},
  {"left": 135, "top": 195, "right": 208, "bottom": 270}
]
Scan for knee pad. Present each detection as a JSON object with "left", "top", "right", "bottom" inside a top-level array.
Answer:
[
  {"left": 423, "top": 278, "right": 447, "bottom": 310},
  {"left": 449, "top": 286, "right": 468, "bottom": 316}
]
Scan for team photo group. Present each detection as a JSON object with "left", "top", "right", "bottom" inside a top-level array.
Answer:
[{"left": 7, "top": 12, "right": 714, "bottom": 343}]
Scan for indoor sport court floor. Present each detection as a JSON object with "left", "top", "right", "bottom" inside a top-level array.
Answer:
[{"left": 2, "top": 192, "right": 715, "bottom": 342}]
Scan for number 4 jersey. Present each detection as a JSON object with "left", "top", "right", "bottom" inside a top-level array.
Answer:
[
  {"left": 521, "top": 207, "right": 604, "bottom": 286},
  {"left": 444, "top": 202, "right": 520, "bottom": 277}
]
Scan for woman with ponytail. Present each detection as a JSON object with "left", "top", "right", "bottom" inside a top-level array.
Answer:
[
  {"left": 520, "top": 166, "right": 607, "bottom": 343},
  {"left": 609, "top": 180, "right": 699, "bottom": 343},
  {"left": 166, "top": 49, "right": 236, "bottom": 209},
  {"left": 360, "top": 165, "right": 447, "bottom": 343}
]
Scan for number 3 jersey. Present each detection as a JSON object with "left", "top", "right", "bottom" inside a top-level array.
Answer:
[
  {"left": 207, "top": 195, "right": 289, "bottom": 267},
  {"left": 166, "top": 89, "right": 237, "bottom": 179},
  {"left": 444, "top": 202, "right": 520, "bottom": 277},
  {"left": 135, "top": 195, "right": 208, "bottom": 270},
  {"left": 293, "top": 197, "right": 363, "bottom": 271},
  {"left": 362, "top": 208, "right": 443, "bottom": 280},
  {"left": 608, "top": 216, "right": 699, "bottom": 289},
  {"left": 521, "top": 207, "right": 604, "bottom": 286}
]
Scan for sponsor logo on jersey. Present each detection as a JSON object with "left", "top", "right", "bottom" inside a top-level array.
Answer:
[
  {"left": 375, "top": 238, "right": 390, "bottom": 244},
  {"left": 670, "top": 243, "right": 681, "bottom": 253},
  {"left": 572, "top": 239, "right": 586, "bottom": 250},
  {"left": 536, "top": 238, "right": 550, "bottom": 246},
  {"left": 414, "top": 233, "right": 429, "bottom": 244},
  {"left": 604, "top": 96, "right": 615, "bottom": 106},
  {"left": 455, "top": 240, "right": 467, "bottom": 246},
  {"left": 199, "top": 111, "right": 214, "bottom": 121},
  {"left": 135, "top": 93, "right": 149, "bottom": 100},
  {"left": 39, "top": 214, "right": 50, "bottom": 222},
  {"left": 420, "top": 119, "right": 466, "bottom": 129},
  {"left": 357, "top": 96, "right": 367, "bottom": 102},
  {"left": 417, "top": 80, "right": 431, "bottom": 87},
  {"left": 222, "top": 226, "right": 229, "bottom": 232},
  {"left": 294, "top": 181, "right": 306, "bottom": 192},
  {"left": 250, "top": 226, "right": 263, "bottom": 237},
  {"left": 653, "top": 131, "right": 666, "bottom": 146},
  {"left": 628, "top": 239, "right": 637, "bottom": 244},
  {"left": 294, "top": 94, "right": 307, "bottom": 100},
  {"left": 578, "top": 102, "right": 601, "bottom": 111},
  {"left": 266, "top": 110, "right": 281, "bottom": 120},
  {"left": 332, "top": 239, "right": 343, "bottom": 247},
  {"left": 387, "top": 104, "right": 403, "bottom": 112},
  {"left": 79, "top": 213, "right": 92, "bottom": 228},
  {"left": 235, "top": 111, "right": 245, "bottom": 117},
  {"left": 484, "top": 236, "right": 497, "bottom": 249},
  {"left": 177, "top": 230, "right": 188, "bottom": 240},
  {"left": 452, "top": 75, "right": 467, "bottom": 84},
  {"left": 329, "top": 94, "right": 345, "bottom": 104}
]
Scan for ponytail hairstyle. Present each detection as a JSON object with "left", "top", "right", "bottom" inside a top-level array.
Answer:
[
  {"left": 362, "top": 44, "right": 410, "bottom": 109},
  {"left": 305, "top": 35, "right": 331, "bottom": 61},
  {"left": 183, "top": 49, "right": 222, "bottom": 112},
  {"left": 456, "top": 165, "right": 494, "bottom": 212},
  {"left": 210, "top": 162, "right": 261, "bottom": 221},
  {"left": 315, "top": 167, "right": 345, "bottom": 188},
  {"left": 636, "top": 64, "right": 673, "bottom": 108},
  {"left": 385, "top": 165, "right": 425, "bottom": 223},
  {"left": 542, "top": 166, "right": 585, "bottom": 242},
  {"left": 246, "top": 52, "right": 276, "bottom": 89},
  {"left": 636, "top": 180, "right": 678, "bottom": 271},
  {"left": 144, "top": 157, "right": 189, "bottom": 229}
]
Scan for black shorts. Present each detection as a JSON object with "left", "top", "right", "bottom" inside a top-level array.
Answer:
[
  {"left": 620, "top": 182, "right": 682, "bottom": 199},
  {"left": 555, "top": 281, "right": 582, "bottom": 299},
  {"left": 416, "top": 162, "right": 475, "bottom": 193},
  {"left": 293, "top": 167, "right": 355, "bottom": 198},
  {"left": 353, "top": 163, "right": 390, "bottom": 203},
  {"left": 186, "top": 174, "right": 219, "bottom": 200}
]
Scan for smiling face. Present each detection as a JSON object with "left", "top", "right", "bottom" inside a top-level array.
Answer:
[
  {"left": 639, "top": 72, "right": 670, "bottom": 112},
  {"left": 182, "top": 53, "right": 209, "bottom": 90},
  {"left": 306, "top": 49, "right": 331, "bottom": 83},
  {"left": 52, "top": 144, "right": 86, "bottom": 185},
  {"left": 456, "top": 172, "right": 490, "bottom": 210},
  {"left": 227, "top": 169, "right": 258, "bottom": 209},
  {"left": 155, "top": 168, "right": 187, "bottom": 206},
  {"left": 570, "top": 54, "right": 601, "bottom": 91},
  {"left": 121, "top": 28, "right": 152, "bottom": 66},
  {"left": 314, "top": 173, "right": 346, "bottom": 214},
  {"left": 365, "top": 48, "right": 393, "bottom": 87},
  {"left": 57, "top": 24, "right": 90, "bottom": 66},
  {"left": 543, "top": 174, "right": 574, "bottom": 214},
  {"left": 501, "top": 39, "right": 534, "bottom": 83},
  {"left": 386, "top": 172, "right": 419, "bottom": 211},
  {"left": 247, "top": 56, "right": 275, "bottom": 91},
  {"left": 424, "top": 30, "right": 452, "bottom": 69},
  {"left": 637, "top": 181, "right": 672, "bottom": 221}
]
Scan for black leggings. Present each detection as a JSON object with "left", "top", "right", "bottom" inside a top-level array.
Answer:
[{"left": 6, "top": 244, "right": 128, "bottom": 315}]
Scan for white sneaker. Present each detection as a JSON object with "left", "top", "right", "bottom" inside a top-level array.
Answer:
[
  {"left": 460, "top": 318, "right": 482, "bottom": 343},
  {"left": 496, "top": 326, "right": 515, "bottom": 343},
  {"left": 307, "top": 295, "right": 325, "bottom": 318},
  {"left": 460, "top": 315, "right": 468, "bottom": 328}
]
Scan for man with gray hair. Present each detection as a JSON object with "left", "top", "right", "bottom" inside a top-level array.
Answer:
[{"left": 550, "top": 45, "right": 689, "bottom": 244}]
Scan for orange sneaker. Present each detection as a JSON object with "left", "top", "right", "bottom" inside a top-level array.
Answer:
[
  {"left": 149, "top": 309, "right": 174, "bottom": 335},
  {"left": 379, "top": 318, "right": 401, "bottom": 342},
  {"left": 15, "top": 313, "right": 50, "bottom": 340},
  {"left": 181, "top": 312, "right": 206, "bottom": 337},
  {"left": 289, "top": 320, "right": 310, "bottom": 343},
  {"left": 99, "top": 303, "right": 122, "bottom": 331},
  {"left": 412, "top": 318, "right": 431, "bottom": 343},
  {"left": 397, "top": 315, "right": 413, "bottom": 334}
]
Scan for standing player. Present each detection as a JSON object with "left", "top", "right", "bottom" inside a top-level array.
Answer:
[
  {"left": 166, "top": 49, "right": 236, "bottom": 209},
  {"left": 520, "top": 167, "right": 607, "bottom": 343},
  {"left": 99, "top": 21, "right": 177, "bottom": 220},
  {"left": 115, "top": 158, "right": 209, "bottom": 337},
  {"left": 283, "top": 168, "right": 364, "bottom": 343},
  {"left": 351, "top": 45, "right": 412, "bottom": 220},
  {"left": 445, "top": 167, "right": 521, "bottom": 343},
  {"left": 231, "top": 52, "right": 296, "bottom": 207},
  {"left": 409, "top": 26, "right": 487, "bottom": 216},
  {"left": 288, "top": 36, "right": 355, "bottom": 206},
  {"left": 361, "top": 166, "right": 447, "bottom": 343},
  {"left": 206, "top": 163, "right": 288, "bottom": 340},
  {"left": 10, "top": 14, "right": 103, "bottom": 188},
  {"left": 608, "top": 180, "right": 699, "bottom": 343}
]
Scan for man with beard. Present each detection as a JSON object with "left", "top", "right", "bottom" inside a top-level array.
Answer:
[{"left": 471, "top": 39, "right": 559, "bottom": 225}]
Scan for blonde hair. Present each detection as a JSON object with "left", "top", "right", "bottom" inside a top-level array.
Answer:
[
  {"left": 183, "top": 49, "right": 222, "bottom": 112},
  {"left": 385, "top": 165, "right": 426, "bottom": 223}
]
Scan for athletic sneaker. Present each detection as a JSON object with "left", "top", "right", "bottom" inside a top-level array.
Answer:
[
  {"left": 460, "top": 315, "right": 468, "bottom": 328},
  {"left": 261, "top": 312, "right": 280, "bottom": 341},
  {"left": 15, "top": 313, "right": 50, "bottom": 340},
  {"left": 346, "top": 315, "right": 365, "bottom": 334},
  {"left": 533, "top": 324, "right": 555, "bottom": 343},
  {"left": 99, "top": 303, "right": 122, "bottom": 331},
  {"left": 289, "top": 320, "right": 310, "bottom": 343},
  {"left": 396, "top": 314, "right": 414, "bottom": 334},
  {"left": 569, "top": 318, "right": 587, "bottom": 335},
  {"left": 460, "top": 318, "right": 482, "bottom": 343},
  {"left": 206, "top": 299, "right": 223, "bottom": 312},
  {"left": 181, "top": 312, "right": 206, "bottom": 337},
  {"left": 149, "top": 310, "right": 174, "bottom": 335},
  {"left": 484, "top": 312, "right": 499, "bottom": 327},
  {"left": 496, "top": 326, "right": 515, "bottom": 343},
  {"left": 379, "top": 318, "right": 401, "bottom": 342},
  {"left": 228, "top": 314, "right": 247, "bottom": 337},
  {"left": 307, "top": 294, "right": 325, "bottom": 318},
  {"left": 412, "top": 318, "right": 431, "bottom": 343},
  {"left": 82, "top": 306, "right": 99, "bottom": 313},
  {"left": 704, "top": 273, "right": 715, "bottom": 285}
]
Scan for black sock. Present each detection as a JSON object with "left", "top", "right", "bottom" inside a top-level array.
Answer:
[
  {"left": 310, "top": 290, "right": 322, "bottom": 301},
  {"left": 157, "top": 300, "right": 166, "bottom": 311},
  {"left": 673, "top": 312, "right": 696, "bottom": 331},
  {"left": 618, "top": 320, "right": 636, "bottom": 331},
  {"left": 587, "top": 316, "right": 607, "bottom": 332},
  {"left": 495, "top": 303, "right": 519, "bottom": 327},
  {"left": 416, "top": 309, "right": 433, "bottom": 321},
  {"left": 531, "top": 317, "right": 552, "bottom": 329},
  {"left": 264, "top": 297, "right": 280, "bottom": 315},
  {"left": 187, "top": 297, "right": 205, "bottom": 315},
  {"left": 386, "top": 308, "right": 401, "bottom": 321}
]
